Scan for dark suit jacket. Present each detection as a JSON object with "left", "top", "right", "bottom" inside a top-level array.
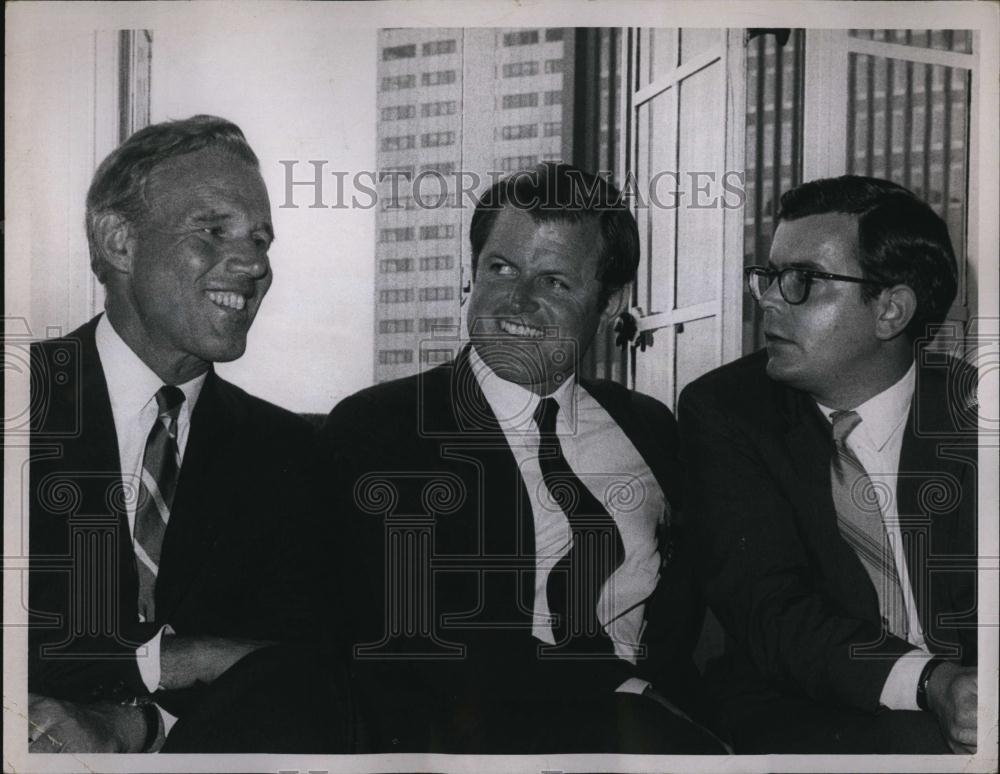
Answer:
[
  {"left": 319, "top": 347, "right": 704, "bottom": 748},
  {"left": 678, "top": 349, "right": 977, "bottom": 714},
  {"left": 28, "top": 316, "right": 321, "bottom": 708}
]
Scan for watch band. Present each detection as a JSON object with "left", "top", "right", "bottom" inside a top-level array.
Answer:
[
  {"left": 120, "top": 697, "right": 163, "bottom": 752},
  {"left": 916, "top": 656, "right": 946, "bottom": 711}
]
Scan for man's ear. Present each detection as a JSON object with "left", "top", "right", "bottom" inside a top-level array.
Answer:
[
  {"left": 874, "top": 284, "right": 917, "bottom": 340},
  {"left": 94, "top": 212, "right": 134, "bottom": 275},
  {"left": 600, "top": 284, "right": 629, "bottom": 324}
]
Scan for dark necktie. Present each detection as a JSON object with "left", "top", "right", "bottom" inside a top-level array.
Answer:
[
  {"left": 134, "top": 385, "right": 185, "bottom": 623},
  {"left": 534, "top": 396, "right": 624, "bottom": 653},
  {"left": 830, "top": 410, "right": 909, "bottom": 638}
]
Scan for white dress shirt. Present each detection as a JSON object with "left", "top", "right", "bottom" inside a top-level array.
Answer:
[
  {"left": 816, "top": 361, "right": 932, "bottom": 710},
  {"left": 95, "top": 315, "right": 206, "bottom": 727},
  {"left": 468, "top": 347, "right": 664, "bottom": 667}
]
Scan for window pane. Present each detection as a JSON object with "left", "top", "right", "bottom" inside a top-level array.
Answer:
[
  {"left": 645, "top": 94, "right": 676, "bottom": 314},
  {"left": 679, "top": 28, "right": 722, "bottom": 64},
  {"left": 676, "top": 62, "right": 724, "bottom": 309},
  {"left": 647, "top": 28, "right": 678, "bottom": 85}
]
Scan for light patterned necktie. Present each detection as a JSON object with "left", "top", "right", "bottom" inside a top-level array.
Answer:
[
  {"left": 534, "top": 396, "right": 624, "bottom": 652},
  {"left": 830, "top": 410, "right": 909, "bottom": 638},
  {"left": 134, "top": 385, "right": 185, "bottom": 623}
]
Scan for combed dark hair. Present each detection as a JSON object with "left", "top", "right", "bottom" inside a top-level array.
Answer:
[
  {"left": 469, "top": 162, "right": 639, "bottom": 306},
  {"left": 778, "top": 175, "right": 958, "bottom": 341},
  {"left": 86, "top": 115, "right": 259, "bottom": 282}
]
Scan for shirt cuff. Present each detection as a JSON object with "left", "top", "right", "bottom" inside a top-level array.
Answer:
[
  {"left": 880, "top": 649, "right": 933, "bottom": 710},
  {"left": 135, "top": 624, "right": 174, "bottom": 693},
  {"left": 615, "top": 677, "right": 651, "bottom": 695},
  {"left": 157, "top": 704, "right": 180, "bottom": 741}
]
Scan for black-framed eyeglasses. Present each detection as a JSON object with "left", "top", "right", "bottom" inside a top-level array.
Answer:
[{"left": 744, "top": 266, "right": 888, "bottom": 305}]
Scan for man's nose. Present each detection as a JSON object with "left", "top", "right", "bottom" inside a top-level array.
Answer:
[
  {"left": 225, "top": 238, "right": 270, "bottom": 278},
  {"left": 508, "top": 280, "right": 539, "bottom": 314},
  {"left": 757, "top": 275, "right": 784, "bottom": 312}
]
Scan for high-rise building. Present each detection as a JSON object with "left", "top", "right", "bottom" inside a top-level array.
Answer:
[{"left": 374, "top": 28, "right": 574, "bottom": 382}]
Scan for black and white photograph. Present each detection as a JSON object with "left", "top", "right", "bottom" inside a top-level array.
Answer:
[{"left": 4, "top": 1, "right": 998, "bottom": 772}]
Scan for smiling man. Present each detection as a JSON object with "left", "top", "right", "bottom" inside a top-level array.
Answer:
[
  {"left": 28, "top": 115, "right": 335, "bottom": 753},
  {"left": 320, "top": 163, "right": 723, "bottom": 753},
  {"left": 678, "top": 175, "right": 977, "bottom": 753}
]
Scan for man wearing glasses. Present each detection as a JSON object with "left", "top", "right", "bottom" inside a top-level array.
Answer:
[{"left": 678, "top": 175, "right": 977, "bottom": 753}]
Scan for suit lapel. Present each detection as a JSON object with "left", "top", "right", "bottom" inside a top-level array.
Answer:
[
  {"left": 780, "top": 389, "right": 835, "bottom": 526},
  {"left": 75, "top": 318, "right": 137, "bottom": 593},
  {"left": 155, "top": 369, "right": 231, "bottom": 619},
  {"left": 895, "top": 364, "right": 970, "bottom": 622},
  {"left": 778, "top": 386, "right": 885, "bottom": 616},
  {"left": 442, "top": 348, "right": 536, "bottom": 617}
]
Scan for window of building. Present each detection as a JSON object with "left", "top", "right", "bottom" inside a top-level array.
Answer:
[
  {"left": 379, "top": 166, "right": 414, "bottom": 182},
  {"left": 378, "top": 288, "right": 415, "bottom": 304},
  {"left": 379, "top": 257, "right": 414, "bottom": 273},
  {"left": 383, "top": 44, "right": 417, "bottom": 61},
  {"left": 381, "top": 195, "right": 417, "bottom": 211},
  {"left": 498, "top": 154, "right": 539, "bottom": 171},
  {"left": 419, "top": 161, "right": 456, "bottom": 176},
  {"left": 421, "top": 131, "right": 456, "bottom": 147},
  {"left": 422, "top": 70, "right": 457, "bottom": 86},
  {"left": 381, "top": 104, "right": 416, "bottom": 121},
  {"left": 419, "top": 224, "right": 455, "bottom": 240},
  {"left": 545, "top": 28, "right": 565, "bottom": 42},
  {"left": 381, "top": 135, "right": 416, "bottom": 151},
  {"left": 504, "top": 30, "right": 539, "bottom": 47},
  {"left": 419, "top": 254, "right": 455, "bottom": 271},
  {"left": 544, "top": 90, "right": 563, "bottom": 105},
  {"left": 421, "top": 100, "right": 458, "bottom": 117},
  {"left": 543, "top": 121, "right": 562, "bottom": 137},
  {"left": 378, "top": 349, "right": 414, "bottom": 365},
  {"left": 501, "top": 123, "right": 539, "bottom": 140},
  {"left": 544, "top": 59, "right": 564, "bottom": 74},
  {"left": 503, "top": 61, "right": 539, "bottom": 77},
  {"left": 379, "top": 227, "right": 414, "bottom": 242},
  {"left": 423, "top": 39, "right": 457, "bottom": 56},
  {"left": 419, "top": 316, "right": 455, "bottom": 332},
  {"left": 378, "top": 318, "right": 414, "bottom": 334},
  {"left": 381, "top": 74, "right": 416, "bottom": 91},
  {"left": 419, "top": 286, "right": 455, "bottom": 302},
  {"left": 421, "top": 348, "right": 454, "bottom": 364},
  {"left": 502, "top": 92, "right": 539, "bottom": 109}
]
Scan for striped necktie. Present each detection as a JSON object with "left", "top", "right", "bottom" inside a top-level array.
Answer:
[
  {"left": 134, "top": 385, "right": 185, "bottom": 623},
  {"left": 534, "top": 396, "right": 624, "bottom": 653},
  {"left": 830, "top": 410, "right": 909, "bottom": 638}
]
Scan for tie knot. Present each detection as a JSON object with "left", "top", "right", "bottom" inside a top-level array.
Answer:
[
  {"left": 533, "top": 396, "right": 560, "bottom": 436},
  {"left": 830, "top": 409, "right": 862, "bottom": 446},
  {"left": 155, "top": 385, "right": 185, "bottom": 419}
]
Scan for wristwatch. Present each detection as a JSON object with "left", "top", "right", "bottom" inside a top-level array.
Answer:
[
  {"left": 119, "top": 697, "right": 163, "bottom": 752},
  {"left": 916, "top": 656, "right": 946, "bottom": 711}
]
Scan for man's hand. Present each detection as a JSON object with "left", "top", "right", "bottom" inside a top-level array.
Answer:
[
  {"left": 28, "top": 694, "right": 148, "bottom": 753},
  {"left": 159, "top": 634, "right": 273, "bottom": 691},
  {"left": 926, "top": 662, "right": 977, "bottom": 753}
]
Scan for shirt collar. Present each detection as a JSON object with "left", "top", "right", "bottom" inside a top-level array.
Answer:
[
  {"left": 817, "top": 361, "right": 915, "bottom": 452},
  {"left": 468, "top": 344, "right": 577, "bottom": 433},
  {"left": 95, "top": 313, "right": 207, "bottom": 424}
]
